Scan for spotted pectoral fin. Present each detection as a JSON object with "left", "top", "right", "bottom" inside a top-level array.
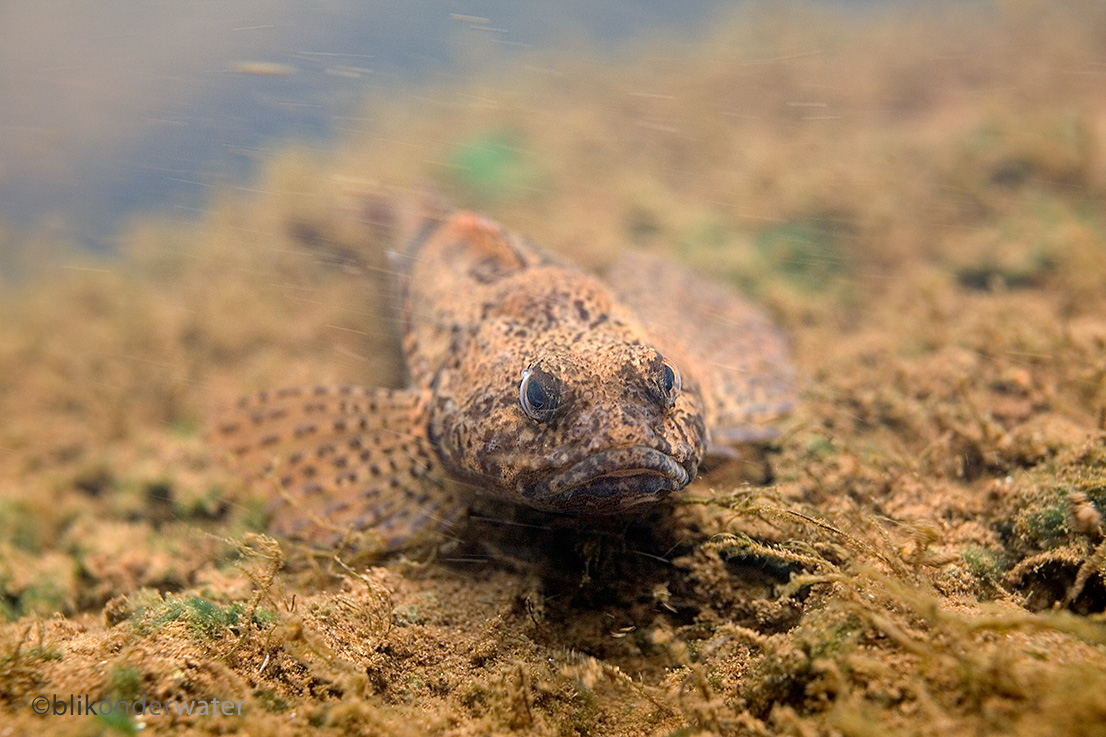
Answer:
[
  {"left": 209, "top": 385, "right": 469, "bottom": 551},
  {"left": 606, "top": 251, "right": 795, "bottom": 454}
]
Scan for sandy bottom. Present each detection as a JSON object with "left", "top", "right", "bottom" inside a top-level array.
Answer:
[{"left": 2, "top": 5, "right": 1106, "bottom": 736}]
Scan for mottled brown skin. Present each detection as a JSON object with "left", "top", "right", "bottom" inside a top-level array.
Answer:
[
  {"left": 213, "top": 210, "right": 792, "bottom": 550},
  {"left": 402, "top": 213, "right": 706, "bottom": 513}
]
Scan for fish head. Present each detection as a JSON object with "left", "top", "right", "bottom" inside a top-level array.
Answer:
[{"left": 429, "top": 334, "right": 707, "bottom": 514}]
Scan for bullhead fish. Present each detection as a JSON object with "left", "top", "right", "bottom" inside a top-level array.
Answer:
[{"left": 213, "top": 211, "right": 794, "bottom": 550}]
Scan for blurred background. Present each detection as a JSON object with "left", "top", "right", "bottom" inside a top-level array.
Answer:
[
  {"left": 1, "top": 0, "right": 748, "bottom": 248},
  {"left": 4, "top": 1, "right": 1102, "bottom": 258}
]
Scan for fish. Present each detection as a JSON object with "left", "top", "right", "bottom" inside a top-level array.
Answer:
[{"left": 212, "top": 210, "right": 794, "bottom": 551}]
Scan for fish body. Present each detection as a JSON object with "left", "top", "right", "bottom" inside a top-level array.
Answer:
[{"left": 214, "top": 211, "right": 793, "bottom": 549}]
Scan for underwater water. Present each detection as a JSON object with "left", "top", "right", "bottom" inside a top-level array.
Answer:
[{"left": 1, "top": 0, "right": 738, "bottom": 246}]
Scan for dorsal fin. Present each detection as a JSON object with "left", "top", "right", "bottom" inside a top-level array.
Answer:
[{"left": 395, "top": 211, "right": 534, "bottom": 389}]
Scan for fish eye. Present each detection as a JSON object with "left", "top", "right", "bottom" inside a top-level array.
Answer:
[
  {"left": 658, "top": 356, "right": 681, "bottom": 408},
  {"left": 519, "top": 366, "right": 560, "bottom": 422}
]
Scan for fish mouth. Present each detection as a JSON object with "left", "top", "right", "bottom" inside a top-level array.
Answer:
[{"left": 526, "top": 446, "right": 692, "bottom": 513}]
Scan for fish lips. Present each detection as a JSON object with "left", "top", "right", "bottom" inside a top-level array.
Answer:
[{"left": 526, "top": 445, "right": 693, "bottom": 514}]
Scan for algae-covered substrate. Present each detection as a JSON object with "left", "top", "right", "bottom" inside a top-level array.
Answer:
[{"left": 2, "top": 4, "right": 1106, "bottom": 736}]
